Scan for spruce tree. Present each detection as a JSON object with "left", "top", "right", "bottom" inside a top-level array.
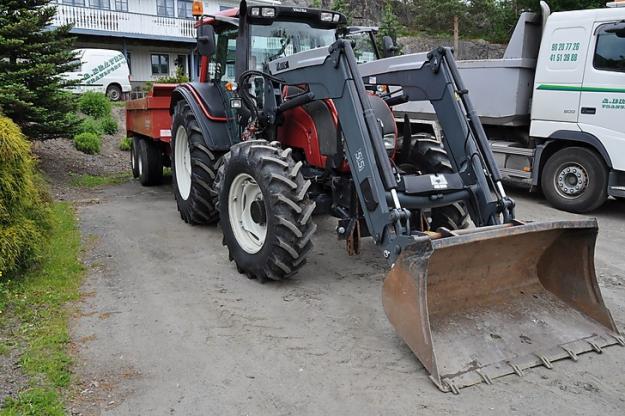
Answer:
[
  {"left": 0, "top": 0, "right": 79, "bottom": 140},
  {"left": 379, "top": 1, "right": 404, "bottom": 50}
]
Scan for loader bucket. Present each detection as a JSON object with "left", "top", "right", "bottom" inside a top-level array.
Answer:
[{"left": 383, "top": 219, "right": 624, "bottom": 393}]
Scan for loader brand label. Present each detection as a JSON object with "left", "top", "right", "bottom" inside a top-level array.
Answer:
[
  {"left": 354, "top": 149, "right": 366, "bottom": 172},
  {"left": 430, "top": 174, "right": 448, "bottom": 189}
]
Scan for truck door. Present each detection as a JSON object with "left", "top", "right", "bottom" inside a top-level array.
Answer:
[{"left": 578, "top": 21, "right": 625, "bottom": 170}]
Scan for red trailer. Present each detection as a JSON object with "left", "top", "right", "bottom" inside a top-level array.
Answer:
[{"left": 126, "top": 84, "right": 176, "bottom": 185}]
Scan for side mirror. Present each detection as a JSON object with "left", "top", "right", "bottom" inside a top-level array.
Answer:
[
  {"left": 197, "top": 24, "right": 215, "bottom": 56},
  {"left": 382, "top": 36, "right": 397, "bottom": 57}
]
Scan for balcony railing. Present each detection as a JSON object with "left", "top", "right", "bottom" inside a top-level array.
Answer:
[{"left": 53, "top": 4, "right": 196, "bottom": 40}]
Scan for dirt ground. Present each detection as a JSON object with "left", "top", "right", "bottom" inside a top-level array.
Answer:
[
  {"left": 64, "top": 178, "right": 625, "bottom": 415},
  {"left": 31, "top": 106, "right": 129, "bottom": 200}
]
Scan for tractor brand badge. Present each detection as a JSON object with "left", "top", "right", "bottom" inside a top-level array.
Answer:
[
  {"left": 430, "top": 174, "right": 448, "bottom": 189},
  {"left": 355, "top": 149, "right": 366, "bottom": 172}
]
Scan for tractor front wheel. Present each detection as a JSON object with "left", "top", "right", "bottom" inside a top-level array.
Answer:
[{"left": 216, "top": 141, "right": 316, "bottom": 282}]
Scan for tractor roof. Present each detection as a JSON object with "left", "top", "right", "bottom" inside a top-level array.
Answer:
[{"left": 196, "top": 4, "right": 346, "bottom": 29}]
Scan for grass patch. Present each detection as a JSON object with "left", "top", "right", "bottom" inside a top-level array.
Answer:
[
  {"left": 0, "top": 202, "right": 83, "bottom": 415},
  {"left": 69, "top": 173, "right": 131, "bottom": 188}
]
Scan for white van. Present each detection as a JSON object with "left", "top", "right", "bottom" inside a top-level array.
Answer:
[{"left": 66, "top": 49, "right": 132, "bottom": 101}]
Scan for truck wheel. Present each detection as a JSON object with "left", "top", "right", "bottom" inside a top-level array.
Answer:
[
  {"left": 171, "top": 101, "right": 221, "bottom": 225},
  {"left": 216, "top": 140, "right": 316, "bottom": 282},
  {"left": 106, "top": 84, "right": 122, "bottom": 101},
  {"left": 411, "top": 133, "right": 469, "bottom": 230},
  {"left": 130, "top": 136, "right": 141, "bottom": 178},
  {"left": 138, "top": 138, "right": 163, "bottom": 186},
  {"left": 541, "top": 147, "right": 608, "bottom": 213}
]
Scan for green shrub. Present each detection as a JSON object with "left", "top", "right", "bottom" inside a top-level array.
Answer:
[
  {"left": 77, "top": 117, "right": 103, "bottom": 136},
  {"left": 78, "top": 91, "right": 112, "bottom": 119},
  {"left": 119, "top": 137, "right": 132, "bottom": 151},
  {"left": 100, "top": 116, "right": 118, "bottom": 135},
  {"left": 73, "top": 132, "right": 101, "bottom": 154},
  {"left": 0, "top": 116, "right": 52, "bottom": 278}
]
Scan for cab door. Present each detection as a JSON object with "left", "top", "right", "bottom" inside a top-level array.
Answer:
[{"left": 578, "top": 21, "right": 625, "bottom": 167}]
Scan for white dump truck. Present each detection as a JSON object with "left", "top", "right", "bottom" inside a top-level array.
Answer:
[{"left": 394, "top": 1, "right": 625, "bottom": 212}]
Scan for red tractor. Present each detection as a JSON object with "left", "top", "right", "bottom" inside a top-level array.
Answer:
[{"left": 126, "top": 1, "right": 621, "bottom": 393}]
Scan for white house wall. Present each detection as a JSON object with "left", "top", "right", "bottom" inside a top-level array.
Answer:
[{"left": 57, "top": 0, "right": 239, "bottom": 17}]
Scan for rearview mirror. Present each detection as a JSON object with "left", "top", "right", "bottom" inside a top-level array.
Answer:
[
  {"left": 382, "top": 36, "right": 397, "bottom": 57},
  {"left": 197, "top": 24, "right": 215, "bottom": 56}
]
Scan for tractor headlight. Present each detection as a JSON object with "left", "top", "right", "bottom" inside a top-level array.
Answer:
[
  {"left": 261, "top": 7, "right": 276, "bottom": 17},
  {"left": 320, "top": 12, "right": 333, "bottom": 22},
  {"left": 250, "top": 7, "right": 260, "bottom": 16},
  {"left": 230, "top": 97, "right": 243, "bottom": 109}
]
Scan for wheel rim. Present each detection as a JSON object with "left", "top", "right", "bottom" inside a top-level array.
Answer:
[
  {"left": 138, "top": 150, "right": 143, "bottom": 176},
  {"left": 131, "top": 146, "right": 136, "bottom": 171},
  {"left": 554, "top": 162, "right": 589, "bottom": 199},
  {"left": 228, "top": 173, "right": 267, "bottom": 254},
  {"left": 175, "top": 126, "right": 192, "bottom": 200},
  {"left": 108, "top": 88, "right": 120, "bottom": 101}
]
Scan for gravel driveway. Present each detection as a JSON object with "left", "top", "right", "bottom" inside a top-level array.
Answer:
[{"left": 70, "top": 181, "right": 625, "bottom": 416}]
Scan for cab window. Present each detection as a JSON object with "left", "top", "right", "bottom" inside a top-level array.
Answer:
[
  {"left": 594, "top": 23, "right": 625, "bottom": 72},
  {"left": 210, "top": 26, "right": 238, "bottom": 83},
  {"left": 347, "top": 32, "right": 378, "bottom": 64}
]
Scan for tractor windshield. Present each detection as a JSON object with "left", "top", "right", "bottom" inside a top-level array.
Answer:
[{"left": 249, "top": 21, "right": 336, "bottom": 70}]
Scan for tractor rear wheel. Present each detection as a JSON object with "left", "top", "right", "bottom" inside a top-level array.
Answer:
[
  {"left": 171, "top": 100, "right": 222, "bottom": 225},
  {"left": 216, "top": 140, "right": 316, "bottom": 282},
  {"left": 410, "top": 133, "right": 469, "bottom": 230}
]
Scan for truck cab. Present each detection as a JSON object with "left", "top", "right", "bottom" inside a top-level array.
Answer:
[{"left": 531, "top": 4, "right": 625, "bottom": 209}]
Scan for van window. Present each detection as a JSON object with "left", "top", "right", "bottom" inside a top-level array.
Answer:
[{"left": 594, "top": 24, "right": 625, "bottom": 72}]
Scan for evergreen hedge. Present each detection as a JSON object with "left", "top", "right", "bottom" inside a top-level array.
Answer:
[{"left": 0, "top": 116, "right": 52, "bottom": 278}]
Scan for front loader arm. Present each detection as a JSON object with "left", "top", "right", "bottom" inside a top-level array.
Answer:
[
  {"left": 266, "top": 40, "right": 414, "bottom": 263},
  {"left": 358, "top": 47, "right": 515, "bottom": 225}
]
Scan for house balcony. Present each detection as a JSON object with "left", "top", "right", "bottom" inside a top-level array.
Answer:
[{"left": 53, "top": 4, "right": 196, "bottom": 43}]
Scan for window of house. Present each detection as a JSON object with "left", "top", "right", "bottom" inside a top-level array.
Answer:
[
  {"left": 152, "top": 54, "right": 170, "bottom": 75},
  {"left": 594, "top": 24, "right": 625, "bottom": 72},
  {"left": 61, "top": 0, "right": 86, "bottom": 5},
  {"left": 175, "top": 54, "right": 188, "bottom": 76},
  {"left": 157, "top": 0, "right": 174, "bottom": 17},
  {"left": 114, "top": 0, "right": 128, "bottom": 11},
  {"left": 178, "top": 0, "right": 193, "bottom": 18},
  {"left": 90, "top": 0, "right": 111, "bottom": 9}
]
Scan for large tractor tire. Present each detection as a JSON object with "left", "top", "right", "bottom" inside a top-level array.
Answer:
[
  {"left": 216, "top": 140, "right": 317, "bottom": 282},
  {"left": 541, "top": 146, "right": 608, "bottom": 213},
  {"left": 130, "top": 136, "right": 141, "bottom": 178},
  {"left": 137, "top": 138, "right": 163, "bottom": 186},
  {"left": 410, "top": 133, "right": 469, "bottom": 230},
  {"left": 171, "top": 100, "right": 222, "bottom": 225}
]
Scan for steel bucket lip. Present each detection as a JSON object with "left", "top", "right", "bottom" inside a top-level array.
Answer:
[
  {"left": 427, "top": 219, "right": 598, "bottom": 250},
  {"left": 384, "top": 217, "right": 623, "bottom": 394}
]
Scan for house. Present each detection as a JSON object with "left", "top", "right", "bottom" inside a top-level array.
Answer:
[{"left": 52, "top": 0, "right": 274, "bottom": 89}]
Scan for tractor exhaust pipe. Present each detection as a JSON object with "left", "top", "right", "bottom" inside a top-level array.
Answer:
[{"left": 383, "top": 219, "right": 623, "bottom": 393}]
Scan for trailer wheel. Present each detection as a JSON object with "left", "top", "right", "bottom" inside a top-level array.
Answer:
[
  {"left": 410, "top": 133, "right": 469, "bottom": 230},
  {"left": 216, "top": 140, "right": 316, "bottom": 282},
  {"left": 130, "top": 136, "right": 141, "bottom": 178},
  {"left": 541, "top": 146, "right": 608, "bottom": 213},
  {"left": 171, "top": 101, "right": 222, "bottom": 224},
  {"left": 138, "top": 138, "right": 163, "bottom": 186}
]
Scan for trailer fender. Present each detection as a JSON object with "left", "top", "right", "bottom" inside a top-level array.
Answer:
[
  {"left": 531, "top": 130, "right": 612, "bottom": 186},
  {"left": 170, "top": 83, "right": 234, "bottom": 152}
]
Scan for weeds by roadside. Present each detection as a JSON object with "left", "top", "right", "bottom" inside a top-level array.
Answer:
[
  {"left": 69, "top": 173, "right": 131, "bottom": 188},
  {"left": 0, "top": 203, "right": 83, "bottom": 415}
]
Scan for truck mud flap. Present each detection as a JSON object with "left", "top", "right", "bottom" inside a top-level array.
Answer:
[{"left": 382, "top": 220, "right": 624, "bottom": 393}]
